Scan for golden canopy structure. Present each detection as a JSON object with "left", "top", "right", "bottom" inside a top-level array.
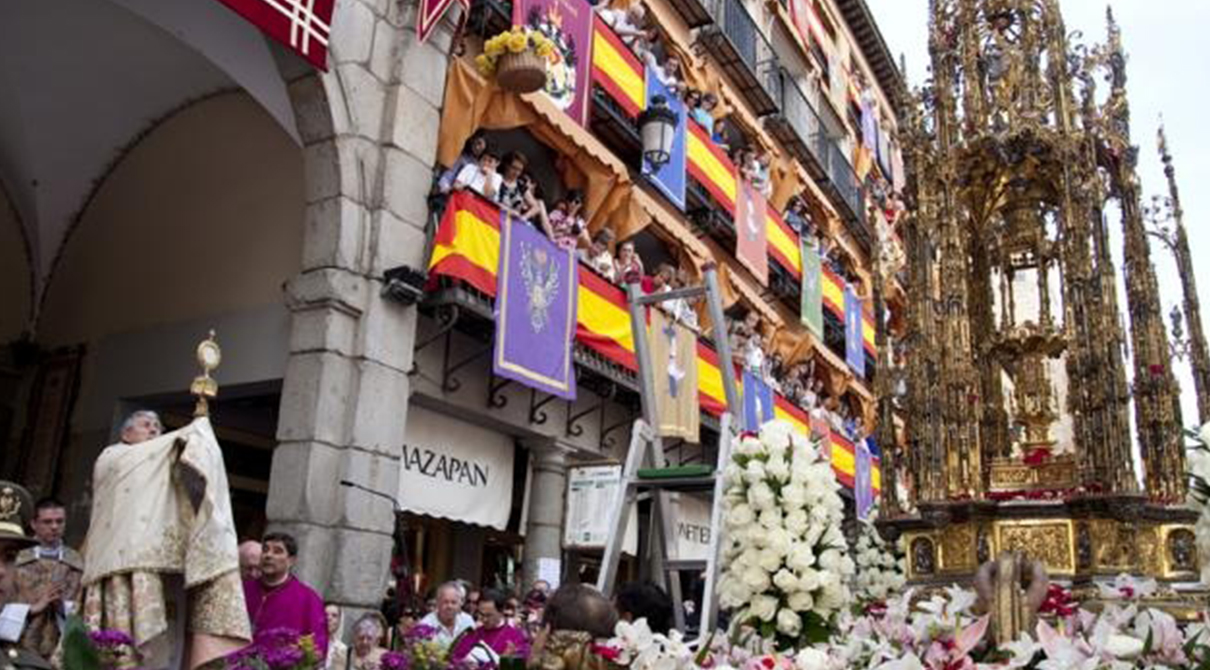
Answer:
[{"left": 880, "top": 0, "right": 1200, "bottom": 591}]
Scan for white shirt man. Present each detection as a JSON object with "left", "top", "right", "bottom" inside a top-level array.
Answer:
[
  {"left": 453, "top": 153, "right": 502, "bottom": 201},
  {"left": 419, "top": 582, "right": 475, "bottom": 648}
]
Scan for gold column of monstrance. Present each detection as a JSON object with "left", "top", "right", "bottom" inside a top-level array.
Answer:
[
  {"left": 883, "top": 0, "right": 1200, "bottom": 592},
  {"left": 191, "top": 330, "right": 222, "bottom": 418}
]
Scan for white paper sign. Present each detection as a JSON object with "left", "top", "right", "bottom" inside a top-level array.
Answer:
[
  {"left": 0, "top": 604, "right": 29, "bottom": 643},
  {"left": 400, "top": 405, "right": 515, "bottom": 530},
  {"left": 673, "top": 494, "right": 714, "bottom": 562},
  {"left": 537, "top": 557, "right": 562, "bottom": 591},
  {"left": 564, "top": 465, "right": 637, "bottom": 554}
]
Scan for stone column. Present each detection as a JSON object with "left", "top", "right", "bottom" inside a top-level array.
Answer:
[
  {"left": 266, "top": 0, "right": 461, "bottom": 617},
  {"left": 522, "top": 443, "right": 569, "bottom": 589}
]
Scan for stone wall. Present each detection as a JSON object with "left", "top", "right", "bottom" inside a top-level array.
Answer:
[{"left": 266, "top": 0, "right": 465, "bottom": 613}]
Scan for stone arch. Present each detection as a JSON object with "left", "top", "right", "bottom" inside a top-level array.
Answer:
[
  {"left": 37, "top": 90, "right": 305, "bottom": 347},
  {"left": 0, "top": 181, "right": 33, "bottom": 343}
]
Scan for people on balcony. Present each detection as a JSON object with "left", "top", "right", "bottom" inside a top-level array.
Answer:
[
  {"left": 544, "top": 189, "right": 590, "bottom": 251},
  {"left": 615, "top": 240, "right": 645, "bottom": 284},
  {"left": 684, "top": 90, "right": 719, "bottom": 134},
  {"left": 497, "top": 152, "right": 548, "bottom": 224},
  {"left": 597, "top": 3, "right": 651, "bottom": 53},
  {"left": 453, "top": 148, "right": 503, "bottom": 201},
  {"left": 784, "top": 196, "right": 812, "bottom": 236},
  {"left": 439, "top": 130, "right": 487, "bottom": 193},
  {"left": 584, "top": 229, "right": 617, "bottom": 281}
]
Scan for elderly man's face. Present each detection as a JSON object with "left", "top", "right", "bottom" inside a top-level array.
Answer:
[
  {"left": 121, "top": 415, "right": 161, "bottom": 444},
  {"left": 436, "top": 586, "right": 463, "bottom": 626},
  {"left": 239, "top": 541, "right": 263, "bottom": 581}
]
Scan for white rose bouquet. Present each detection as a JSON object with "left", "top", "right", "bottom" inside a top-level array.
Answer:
[
  {"left": 1186, "top": 422, "right": 1210, "bottom": 585},
  {"left": 851, "top": 508, "right": 906, "bottom": 605},
  {"left": 716, "top": 420, "right": 853, "bottom": 651}
]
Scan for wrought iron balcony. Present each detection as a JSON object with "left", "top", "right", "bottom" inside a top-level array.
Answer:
[
  {"left": 699, "top": 0, "right": 781, "bottom": 117},
  {"left": 764, "top": 69, "right": 872, "bottom": 252}
]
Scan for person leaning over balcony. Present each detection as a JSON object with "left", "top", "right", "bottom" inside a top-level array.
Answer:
[
  {"left": 697, "top": 92, "right": 719, "bottom": 133},
  {"left": 583, "top": 229, "right": 617, "bottom": 281},
  {"left": 497, "top": 153, "right": 549, "bottom": 225},
  {"left": 615, "top": 240, "right": 645, "bottom": 285},
  {"left": 453, "top": 148, "right": 502, "bottom": 201},
  {"left": 597, "top": 2, "right": 649, "bottom": 53},
  {"left": 439, "top": 130, "right": 487, "bottom": 193},
  {"left": 544, "top": 190, "right": 590, "bottom": 251},
  {"left": 784, "top": 196, "right": 808, "bottom": 234}
]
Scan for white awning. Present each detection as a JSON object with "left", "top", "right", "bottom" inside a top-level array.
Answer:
[{"left": 400, "top": 405, "right": 515, "bottom": 530}]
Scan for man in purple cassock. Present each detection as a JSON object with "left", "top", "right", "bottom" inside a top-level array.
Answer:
[
  {"left": 451, "top": 589, "right": 530, "bottom": 667},
  {"left": 242, "top": 532, "right": 329, "bottom": 658}
]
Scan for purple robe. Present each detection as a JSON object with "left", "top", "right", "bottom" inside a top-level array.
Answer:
[
  {"left": 243, "top": 576, "right": 329, "bottom": 659},
  {"left": 451, "top": 622, "right": 530, "bottom": 666}
]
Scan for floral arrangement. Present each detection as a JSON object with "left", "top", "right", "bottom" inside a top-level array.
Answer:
[
  {"left": 715, "top": 420, "right": 854, "bottom": 650},
  {"left": 475, "top": 27, "right": 555, "bottom": 77},
  {"left": 1185, "top": 422, "right": 1210, "bottom": 585},
  {"left": 851, "top": 510, "right": 906, "bottom": 606},
  {"left": 226, "top": 629, "right": 321, "bottom": 670},
  {"left": 61, "top": 617, "right": 143, "bottom": 670},
  {"left": 381, "top": 624, "right": 449, "bottom": 670}
]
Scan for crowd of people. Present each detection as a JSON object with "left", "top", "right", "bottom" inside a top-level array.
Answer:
[
  {"left": 438, "top": 122, "right": 870, "bottom": 443},
  {"left": 256, "top": 551, "right": 682, "bottom": 670}
]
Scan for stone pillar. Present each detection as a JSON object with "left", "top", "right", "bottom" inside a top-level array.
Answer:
[
  {"left": 522, "top": 444, "right": 569, "bottom": 589},
  {"left": 266, "top": 0, "right": 461, "bottom": 616}
]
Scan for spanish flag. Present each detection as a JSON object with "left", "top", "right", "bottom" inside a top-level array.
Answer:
[
  {"left": 428, "top": 191, "right": 501, "bottom": 296},
  {"left": 696, "top": 342, "right": 733, "bottom": 417},
  {"left": 591, "top": 16, "right": 645, "bottom": 118},
  {"left": 822, "top": 266, "right": 845, "bottom": 319},
  {"left": 863, "top": 306, "right": 876, "bottom": 356},
  {"left": 686, "top": 121, "right": 737, "bottom": 213},
  {"left": 766, "top": 208, "right": 802, "bottom": 279},
  {"left": 577, "top": 266, "right": 637, "bottom": 370}
]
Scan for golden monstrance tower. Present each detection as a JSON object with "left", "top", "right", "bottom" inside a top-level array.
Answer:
[{"left": 881, "top": 0, "right": 1202, "bottom": 595}]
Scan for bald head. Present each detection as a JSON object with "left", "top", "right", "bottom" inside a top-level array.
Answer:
[{"left": 239, "top": 540, "right": 262, "bottom": 581}]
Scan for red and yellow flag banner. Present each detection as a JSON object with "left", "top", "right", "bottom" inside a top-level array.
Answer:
[
  {"left": 822, "top": 266, "right": 845, "bottom": 319},
  {"left": 766, "top": 208, "right": 802, "bottom": 279},
  {"left": 863, "top": 306, "right": 876, "bottom": 356},
  {"left": 576, "top": 265, "right": 637, "bottom": 370},
  {"left": 686, "top": 121, "right": 737, "bottom": 213},
  {"left": 591, "top": 17, "right": 645, "bottom": 119},
  {"left": 428, "top": 193, "right": 879, "bottom": 493},
  {"left": 696, "top": 342, "right": 734, "bottom": 417},
  {"left": 428, "top": 191, "right": 502, "bottom": 296}
]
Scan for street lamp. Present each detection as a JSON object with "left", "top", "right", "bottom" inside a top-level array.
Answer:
[{"left": 639, "top": 95, "right": 678, "bottom": 169}]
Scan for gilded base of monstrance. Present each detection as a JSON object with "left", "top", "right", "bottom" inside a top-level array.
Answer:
[{"left": 881, "top": 496, "right": 1203, "bottom": 615}]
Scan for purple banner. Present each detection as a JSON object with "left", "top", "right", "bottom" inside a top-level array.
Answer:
[
  {"left": 494, "top": 214, "right": 579, "bottom": 400},
  {"left": 514, "top": 0, "right": 594, "bottom": 126},
  {"left": 855, "top": 438, "right": 873, "bottom": 520}
]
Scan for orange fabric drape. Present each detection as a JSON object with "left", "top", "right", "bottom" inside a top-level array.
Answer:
[{"left": 437, "top": 59, "right": 642, "bottom": 234}]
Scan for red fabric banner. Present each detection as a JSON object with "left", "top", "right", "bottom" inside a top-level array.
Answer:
[
  {"left": 214, "top": 0, "right": 335, "bottom": 70},
  {"left": 735, "top": 181, "right": 769, "bottom": 285}
]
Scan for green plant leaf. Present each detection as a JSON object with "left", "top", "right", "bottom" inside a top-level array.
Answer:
[{"left": 61, "top": 616, "right": 102, "bottom": 670}]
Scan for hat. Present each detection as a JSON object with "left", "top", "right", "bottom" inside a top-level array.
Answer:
[{"left": 0, "top": 481, "right": 36, "bottom": 548}]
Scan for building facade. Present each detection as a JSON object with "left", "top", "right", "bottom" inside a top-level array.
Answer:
[{"left": 0, "top": 0, "right": 905, "bottom": 615}]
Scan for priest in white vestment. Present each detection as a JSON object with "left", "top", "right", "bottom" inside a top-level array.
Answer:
[{"left": 82, "top": 413, "right": 251, "bottom": 669}]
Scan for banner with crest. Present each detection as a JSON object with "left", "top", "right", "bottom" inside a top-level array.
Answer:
[
  {"left": 494, "top": 214, "right": 579, "bottom": 400},
  {"left": 514, "top": 0, "right": 594, "bottom": 126}
]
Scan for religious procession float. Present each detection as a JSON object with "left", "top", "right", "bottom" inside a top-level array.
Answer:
[{"left": 65, "top": 0, "right": 1210, "bottom": 667}]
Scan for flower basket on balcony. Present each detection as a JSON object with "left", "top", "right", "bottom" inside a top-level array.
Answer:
[{"left": 476, "top": 27, "right": 552, "bottom": 94}]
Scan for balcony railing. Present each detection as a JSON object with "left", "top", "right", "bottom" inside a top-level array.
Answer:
[
  {"left": 699, "top": 0, "right": 781, "bottom": 117},
  {"left": 765, "top": 69, "right": 872, "bottom": 252}
]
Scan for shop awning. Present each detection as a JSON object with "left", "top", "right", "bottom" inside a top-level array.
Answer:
[{"left": 401, "top": 405, "right": 515, "bottom": 530}]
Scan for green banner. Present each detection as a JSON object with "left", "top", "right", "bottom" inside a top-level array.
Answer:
[{"left": 801, "top": 239, "right": 823, "bottom": 338}]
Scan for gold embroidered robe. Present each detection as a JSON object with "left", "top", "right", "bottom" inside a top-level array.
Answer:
[
  {"left": 82, "top": 418, "right": 250, "bottom": 669},
  {"left": 11, "top": 546, "right": 84, "bottom": 659}
]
